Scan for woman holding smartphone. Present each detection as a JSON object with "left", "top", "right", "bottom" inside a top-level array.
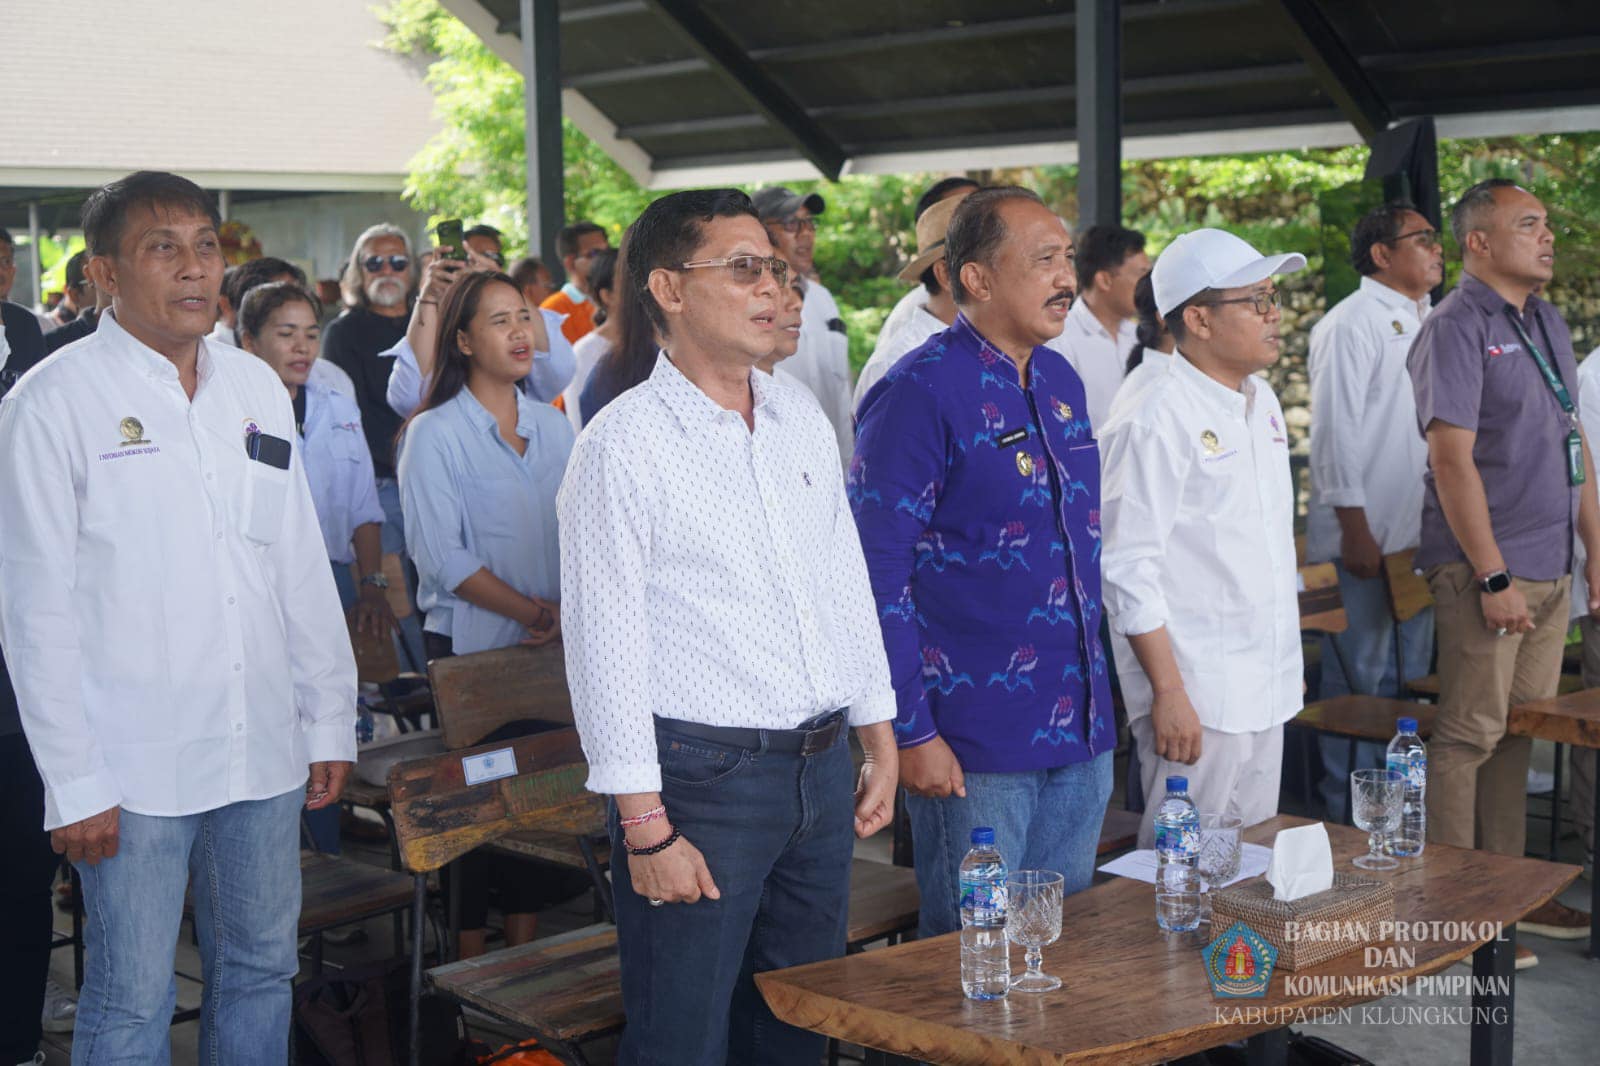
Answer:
[{"left": 398, "top": 270, "right": 580, "bottom": 956}]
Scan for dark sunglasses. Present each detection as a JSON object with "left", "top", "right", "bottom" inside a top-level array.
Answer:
[
  {"left": 363, "top": 255, "right": 411, "bottom": 274},
  {"left": 677, "top": 255, "right": 789, "bottom": 288},
  {"left": 772, "top": 216, "right": 818, "bottom": 236}
]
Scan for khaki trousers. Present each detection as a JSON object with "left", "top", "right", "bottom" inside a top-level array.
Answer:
[
  {"left": 1427, "top": 562, "right": 1570, "bottom": 857},
  {"left": 1574, "top": 616, "right": 1599, "bottom": 853}
]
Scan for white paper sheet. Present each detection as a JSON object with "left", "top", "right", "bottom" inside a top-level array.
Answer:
[{"left": 1097, "top": 842, "right": 1272, "bottom": 888}]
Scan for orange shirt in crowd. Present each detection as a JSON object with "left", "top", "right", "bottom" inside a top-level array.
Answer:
[{"left": 541, "top": 284, "right": 596, "bottom": 344}]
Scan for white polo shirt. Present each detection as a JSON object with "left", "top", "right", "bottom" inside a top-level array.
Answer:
[
  {"left": 0, "top": 312, "right": 357, "bottom": 829},
  {"left": 1099, "top": 352, "right": 1303, "bottom": 734},
  {"left": 1056, "top": 295, "right": 1138, "bottom": 435},
  {"left": 1305, "top": 276, "right": 1432, "bottom": 563}
]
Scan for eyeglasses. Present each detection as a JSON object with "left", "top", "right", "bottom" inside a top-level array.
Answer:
[
  {"left": 677, "top": 255, "right": 789, "bottom": 288},
  {"left": 577, "top": 247, "right": 610, "bottom": 261},
  {"left": 480, "top": 250, "right": 505, "bottom": 266},
  {"left": 1197, "top": 289, "right": 1281, "bottom": 317},
  {"left": 363, "top": 255, "right": 411, "bottom": 274},
  {"left": 771, "top": 216, "right": 817, "bottom": 236},
  {"left": 1383, "top": 227, "right": 1442, "bottom": 249}
]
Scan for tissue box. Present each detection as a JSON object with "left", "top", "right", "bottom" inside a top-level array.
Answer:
[{"left": 1210, "top": 873, "right": 1395, "bottom": 971}]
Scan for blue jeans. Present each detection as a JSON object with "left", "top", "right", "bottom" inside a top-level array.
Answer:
[
  {"left": 907, "top": 751, "right": 1113, "bottom": 938},
  {"left": 609, "top": 714, "right": 855, "bottom": 1066},
  {"left": 1318, "top": 561, "right": 1434, "bottom": 819},
  {"left": 72, "top": 789, "right": 302, "bottom": 1065},
  {"left": 375, "top": 476, "right": 427, "bottom": 672}
]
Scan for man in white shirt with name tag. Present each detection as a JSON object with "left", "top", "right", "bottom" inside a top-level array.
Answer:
[
  {"left": 0, "top": 171, "right": 356, "bottom": 1063},
  {"left": 1306, "top": 201, "right": 1442, "bottom": 818},
  {"left": 1100, "top": 228, "right": 1306, "bottom": 843}
]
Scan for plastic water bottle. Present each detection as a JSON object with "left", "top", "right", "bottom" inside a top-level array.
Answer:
[
  {"left": 959, "top": 827, "right": 1010, "bottom": 1000},
  {"left": 1386, "top": 716, "right": 1427, "bottom": 857},
  {"left": 1153, "top": 775, "right": 1201, "bottom": 931}
]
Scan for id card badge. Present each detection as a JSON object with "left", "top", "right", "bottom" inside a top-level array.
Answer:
[{"left": 1568, "top": 429, "right": 1586, "bottom": 486}]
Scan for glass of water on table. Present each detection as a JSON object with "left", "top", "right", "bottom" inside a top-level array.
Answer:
[
  {"left": 1197, "top": 813, "right": 1243, "bottom": 923},
  {"left": 1005, "top": 870, "right": 1064, "bottom": 992}
]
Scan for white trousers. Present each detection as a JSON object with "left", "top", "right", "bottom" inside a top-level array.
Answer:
[{"left": 1130, "top": 716, "right": 1284, "bottom": 849}]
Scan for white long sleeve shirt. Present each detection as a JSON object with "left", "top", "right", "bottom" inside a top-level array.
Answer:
[
  {"left": 1099, "top": 353, "right": 1303, "bottom": 734},
  {"left": 300, "top": 383, "right": 386, "bottom": 565},
  {"left": 382, "top": 308, "right": 575, "bottom": 419},
  {"left": 783, "top": 281, "right": 854, "bottom": 470},
  {"left": 853, "top": 300, "right": 949, "bottom": 411},
  {"left": 1306, "top": 276, "right": 1432, "bottom": 563},
  {"left": 1056, "top": 296, "right": 1138, "bottom": 435},
  {"left": 556, "top": 353, "right": 895, "bottom": 794},
  {"left": 0, "top": 313, "right": 356, "bottom": 829}
]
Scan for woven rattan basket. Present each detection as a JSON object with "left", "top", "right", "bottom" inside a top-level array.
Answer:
[{"left": 1210, "top": 873, "right": 1395, "bottom": 970}]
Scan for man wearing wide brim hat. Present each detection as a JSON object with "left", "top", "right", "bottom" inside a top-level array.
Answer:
[
  {"left": 854, "top": 189, "right": 974, "bottom": 408},
  {"left": 755, "top": 185, "right": 854, "bottom": 469},
  {"left": 1098, "top": 228, "right": 1309, "bottom": 845}
]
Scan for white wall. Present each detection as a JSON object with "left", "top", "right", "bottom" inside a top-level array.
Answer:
[{"left": 229, "top": 191, "right": 430, "bottom": 284}]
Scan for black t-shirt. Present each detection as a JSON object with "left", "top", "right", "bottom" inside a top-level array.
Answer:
[
  {"left": 43, "top": 306, "right": 100, "bottom": 355},
  {"left": 321, "top": 307, "right": 409, "bottom": 478}
]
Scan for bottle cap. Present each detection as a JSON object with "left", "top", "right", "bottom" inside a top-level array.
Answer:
[
  {"left": 1397, "top": 716, "right": 1418, "bottom": 734},
  {"left": 971, "top": 827, "right": 995, "bottom": 846},
  {"left": 1165, "top": 775, "right": 1187, "bottom": 793}
]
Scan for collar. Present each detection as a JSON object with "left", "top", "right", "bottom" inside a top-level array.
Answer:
[
  {"left": 1173, "top": 349, "right": 1254, "bottom": 418},
  {"left": 455, "top": 383, "right": 538, "bottom": 441},
  {"left": 1456, "top": 270, "right": 1545, "bottom": 320},
  {"left": 650, "top": 350, "right": 778, "bottom": 436},
  {"left": 1066, "top": 294, "right": 1130, "bottom": 341},
  {"left": 1358, "top": 275, "right": 1431, "bottom": 320},
  {"left": 102, "top": 309, "right": 213, "bottom": 387},
  {"left": 949, "top": 313, "right": 1026, "bottom": 386},
  {"left": 560, "top": 281, "right": 589, "bottom": 306}
]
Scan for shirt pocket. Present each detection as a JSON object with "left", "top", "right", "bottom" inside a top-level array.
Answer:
[
  {"left": 243, "top": 460, "right": 290, "bottom": 545},
  {"left": 464, "top": 475, "right": 525, "bottom": 540}
]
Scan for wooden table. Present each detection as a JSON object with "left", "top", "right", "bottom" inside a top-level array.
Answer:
[
  {"left": 757, "top": 816, "right": 1577, "bottom": 1066},
  {"left": 1510, "top": 688, "right": 1600, "bottom": 958}
]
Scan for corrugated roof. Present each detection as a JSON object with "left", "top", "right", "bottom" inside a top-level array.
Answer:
[{"left": 451, "top": 0, "right": 1600, "bottom": 188}]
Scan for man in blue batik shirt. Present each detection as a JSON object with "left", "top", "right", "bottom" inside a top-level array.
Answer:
[{"left": 853, "top": 187, "right": 1115, "bottom": 936}]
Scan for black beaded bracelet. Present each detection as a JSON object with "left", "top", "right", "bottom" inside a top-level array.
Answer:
[{"left": 623, "top": 826, "right": 681, "bottom": 856}]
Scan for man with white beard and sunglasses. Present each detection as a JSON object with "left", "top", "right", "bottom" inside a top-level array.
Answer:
[{"left": 320, "top": 224, "right": 425, "bottom": 665}]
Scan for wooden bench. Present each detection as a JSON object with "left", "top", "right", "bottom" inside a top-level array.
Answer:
[
  {"left": 1509, "top": 687, "right": 1600, "bottom": 958},
  {"left": 1097, "top": 805, "right": 1141, "bottom": 855},
  {"left": 1294, "top": 562, "right": 1425, "bottom": 822}
]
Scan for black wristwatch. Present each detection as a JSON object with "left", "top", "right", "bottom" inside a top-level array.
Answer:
[{"left": 1476, "top": 569, "right": 1512, "bottom": 594}]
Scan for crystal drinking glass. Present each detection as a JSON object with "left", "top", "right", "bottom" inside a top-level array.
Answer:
[
  {"left": 1005, "top": 870, "right": 1063, "bottom": 992},
  {"left": 1197, "top": 813, "right": 1244, "bottom": 922},
  {"left": 1350, "top": 769, "right": 1404, "bottom": 870}
]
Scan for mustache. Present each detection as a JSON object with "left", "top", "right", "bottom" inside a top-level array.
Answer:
[{"left": 1045, "top": 289, "right": 1074, "bottom": 309}]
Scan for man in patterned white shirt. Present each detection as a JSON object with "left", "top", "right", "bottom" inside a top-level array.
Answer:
[{"left": 557, "top": 188, "right": 898, "bottom": 1066}]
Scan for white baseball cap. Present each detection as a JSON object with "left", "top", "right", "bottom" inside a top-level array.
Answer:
[{"left": 1151, "top": 228, "right": 1307, "bottom": 317}]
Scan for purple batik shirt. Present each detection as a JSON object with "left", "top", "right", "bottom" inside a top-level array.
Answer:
[{"left": 1408, "top": 272, "right": 1580, "bottom": 581}]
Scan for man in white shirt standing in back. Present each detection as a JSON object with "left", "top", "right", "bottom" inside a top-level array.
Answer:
[
  {"left": 1306, "top": 202, "right": 1443, "bottom": 818},
  {"left": 0, "top": 171, "right": 356, "bottom": 1063},
  {"left": 558, "top": 188, "right": 897, "bottom": 1065},
  {"left": 1100, "top": 229, "right": 1307, "bottom": 842},
  {"left": 754, "top": 186, "right": 855, "bottom": 469},
  {"left": 1057, "top": 224, "right": 1148, "bottom": 433}
]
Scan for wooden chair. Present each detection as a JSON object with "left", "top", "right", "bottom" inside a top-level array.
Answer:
[
  {"left": 349, "top": 609, "right": 435, "bottom": 733},
  {"left": 1294, "top": 562, "right": 1425, "bottom": 822},
  {"left": 388, "top": 729, "right": 618, "bottom": 1066},
  {"left": 428, "top": 645, "right": 609, "bottom": 917}
]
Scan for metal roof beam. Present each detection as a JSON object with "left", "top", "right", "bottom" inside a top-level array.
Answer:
[
  {"left": 1362, "top": 35, "right": 1600, "bottom": 73},
  {"left": 639, "top": 0, "right": 847, "bottom": 178},
  {"left": 1267, "top": 0, "right": 1391, "bottom": 141}
]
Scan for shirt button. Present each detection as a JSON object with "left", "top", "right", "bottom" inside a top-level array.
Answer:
[
  {"left": 215, "top": 532, "right": 224, "bottom": 541},
  {"left": 233, "top": 662, "right": 242, "bottom": 672},
  {"left": 234, "top": 723, "right": 245, "bottom": 733},
  {"left": 226, "top": 596, "right": 236, "bottom": 605}
]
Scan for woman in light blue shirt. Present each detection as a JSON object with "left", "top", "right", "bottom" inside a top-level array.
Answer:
[
  {"left": 398, "top": 270, "right": 572, "bottom": 658},
  {"left": 397, "top": 270, "right": 578, "bottom": 958}
]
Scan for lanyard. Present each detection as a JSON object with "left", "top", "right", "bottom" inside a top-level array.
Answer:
[{"left": 1503, "top": 306, "right": 1573, "bottom": 415}]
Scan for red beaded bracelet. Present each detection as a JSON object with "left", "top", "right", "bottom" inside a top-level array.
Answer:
[{"left": 620, "top": 805, "right": 666, "bottom": 829}]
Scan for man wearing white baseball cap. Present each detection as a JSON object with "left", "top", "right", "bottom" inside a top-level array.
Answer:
[{"left": 1099, "top": 228, "right": 1308, "bottom": 843}]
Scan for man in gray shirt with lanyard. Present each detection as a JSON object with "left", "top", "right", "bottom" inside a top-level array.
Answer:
[{"left": 1409, "top": 178, "right": 1600, "bottom": 960}]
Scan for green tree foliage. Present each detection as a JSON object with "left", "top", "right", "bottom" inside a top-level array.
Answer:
[{"left": 381, "top": 0, "right": 1600, "bottom": 366}]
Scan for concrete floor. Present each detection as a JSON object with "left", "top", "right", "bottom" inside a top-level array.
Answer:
[{"left": 35, "top": 739, "right": 1600, "bottom": 1065}]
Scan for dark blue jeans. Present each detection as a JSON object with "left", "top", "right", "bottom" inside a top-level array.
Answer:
[{"left": 609, "top": 714, "right": 854, "bottom": 1065}]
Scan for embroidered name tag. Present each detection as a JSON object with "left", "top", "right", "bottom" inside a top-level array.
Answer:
[
  {"left": 996, "top": 428, "right": 1029, "bottom": 447},
  {"left": 462, "top": 747, "right": 518, "bottom": 785},
  {"left": 1486, "top": 342, "right": 1523, "bottom": 358}
]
